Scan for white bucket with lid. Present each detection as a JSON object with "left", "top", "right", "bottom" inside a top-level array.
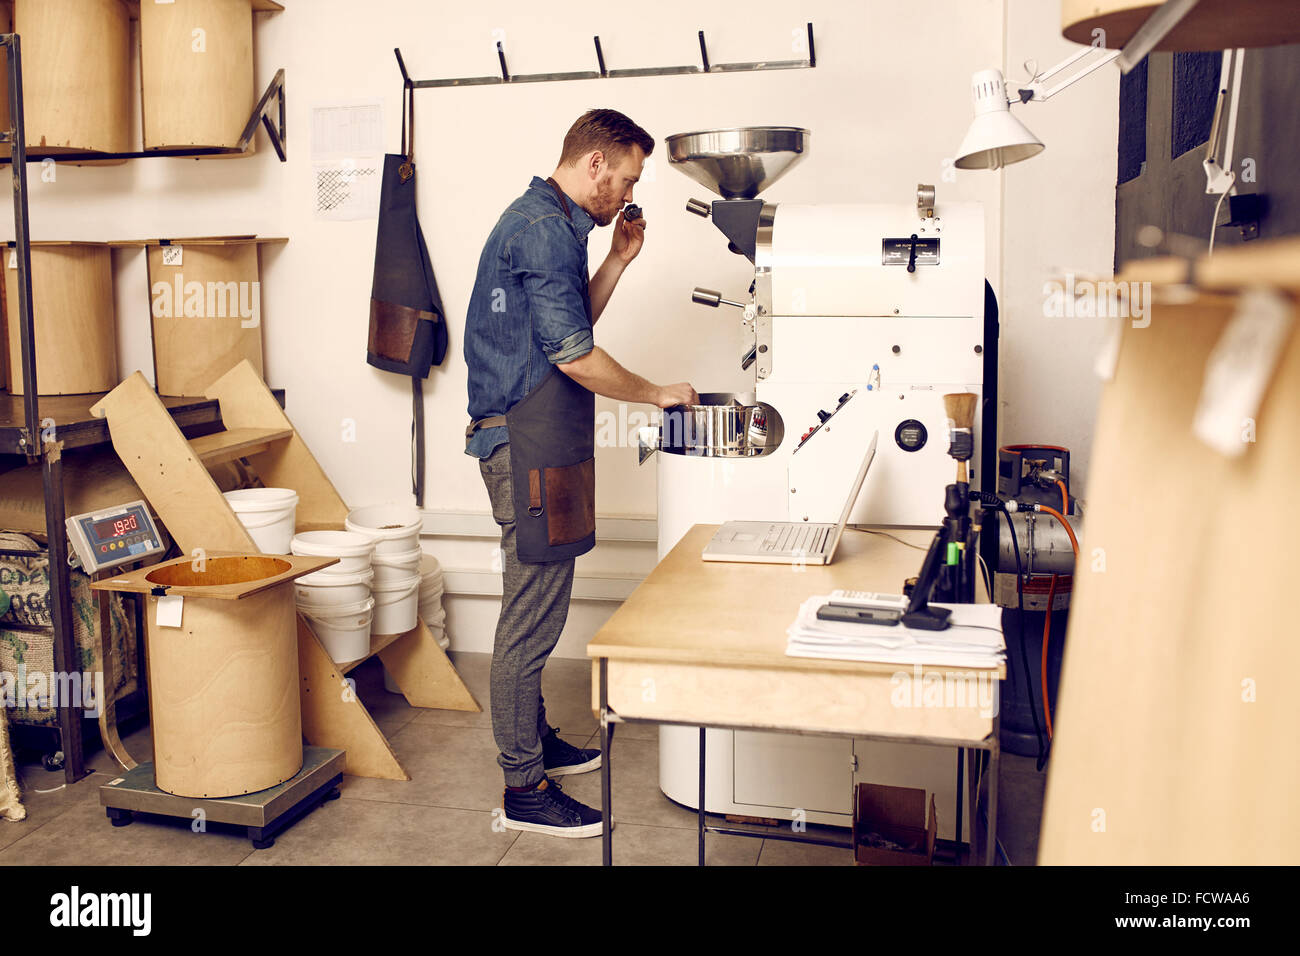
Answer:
[
  {"left": 291, "top": 530, "right": 375, "bottom": 574},
  {"left": 371, "top": 545, "right": 423, "bottom": 586},
  {"left": 294, "top": 566, "right": 374, "bottom": 606},
  {"left": 345, "top": 504, "right": 421, "bottom": 555},
  {"left": 224, "top": 487, "right": 298, "bottom": 554},
  {"left": 298, "top": 596, "right": 375, "bottom": 663},
  {"left": 371, "top": 573, "right": 420, "bottom": 635}
]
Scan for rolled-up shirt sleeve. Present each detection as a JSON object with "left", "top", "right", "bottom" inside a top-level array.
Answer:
[{"left": 507, "top": 217, "right": 595, "bottom": 365}]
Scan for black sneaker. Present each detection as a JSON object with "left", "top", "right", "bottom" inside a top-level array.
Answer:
[
  {"left": 541, "top": 727, "right": 601, "bottom": 777},
  {"left": 502, "top": 777, "right": 604, "bottom": 838}
]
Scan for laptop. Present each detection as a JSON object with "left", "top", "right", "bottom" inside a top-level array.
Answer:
[{"left": 702, "top": 431, "right": 878, "bottom": 565}]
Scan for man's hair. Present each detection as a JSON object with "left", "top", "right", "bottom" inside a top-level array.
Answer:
[{"left": 557, "top": 109, "right": 654, "bottom": 168}]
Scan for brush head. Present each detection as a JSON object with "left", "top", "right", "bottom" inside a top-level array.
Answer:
[{"left": 944, "top": 392, "right": 978, "bottom": 431}]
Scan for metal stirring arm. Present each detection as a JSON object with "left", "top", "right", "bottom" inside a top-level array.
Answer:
[{"left": 692, "top": 288, "right": 759, "bottom": 370}]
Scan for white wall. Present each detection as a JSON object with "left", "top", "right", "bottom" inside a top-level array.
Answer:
[
  {"left": 3, "top": 1, "right": 1116, "bottom": 657},
  {"left": 998, "top": 0, "right": 1119, "bottom": 490}
]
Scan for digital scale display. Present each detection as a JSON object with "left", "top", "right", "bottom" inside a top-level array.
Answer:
[
  {"left": 66, "top": 500, "right": 165, "bottom": 573},
  {"left": 93, "top": 513, "right": 140, "bottom": 539}
]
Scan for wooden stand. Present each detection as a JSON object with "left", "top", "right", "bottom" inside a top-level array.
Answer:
[{"left": 90, "top": 361, "right": 480, "bottom": 782}]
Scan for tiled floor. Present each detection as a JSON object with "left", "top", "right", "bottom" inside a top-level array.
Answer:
[{"left": 0, "top": 651, "right": 1046, "bottom": 865}]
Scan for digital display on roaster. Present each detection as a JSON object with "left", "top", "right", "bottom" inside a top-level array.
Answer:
[{"left": 93, "top": 512, "right": 140, "bottom": 539}]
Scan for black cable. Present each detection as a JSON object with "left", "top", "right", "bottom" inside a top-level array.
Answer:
[{"left": 853, "top": 527, "right": 928, "bottom": 551}]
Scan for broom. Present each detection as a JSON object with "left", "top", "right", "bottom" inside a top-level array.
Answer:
[{"left": 943, "top": 392, "right": 978, "bottom": 484}]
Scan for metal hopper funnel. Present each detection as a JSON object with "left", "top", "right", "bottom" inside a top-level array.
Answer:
[{"left": 665, "top": 127, "right": 809, "bottom": 200}]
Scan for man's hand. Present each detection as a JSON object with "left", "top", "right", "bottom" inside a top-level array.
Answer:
[
  {"left": 655, "top": 383, "right": 699, "bottom": 408},
  {"left": 609, "top": 209, "right": 646, "bottom": 265}
]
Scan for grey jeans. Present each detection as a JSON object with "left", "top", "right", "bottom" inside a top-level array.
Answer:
[{"left": 479, "top": 443, "right": 576, "bottom": 787}]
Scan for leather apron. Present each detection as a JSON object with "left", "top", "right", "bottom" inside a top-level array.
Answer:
[{"left": 467, "top": 178, "right": 596, "bottom": 564}]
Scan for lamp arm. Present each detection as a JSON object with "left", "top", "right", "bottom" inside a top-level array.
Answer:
[
  {"left": 1204, "top": 48, "right": 1245, "bottom": 196},
  {"left": 1019, "top": 47, "right": 1121, "bottom": 102},
  {"left": 1118, "top": 0, "right": 1203, "bottom": 73}
]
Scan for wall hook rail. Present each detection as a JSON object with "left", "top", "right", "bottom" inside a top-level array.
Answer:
[{"left": 397, "top": 23, "right": 815, "bottom": 90}]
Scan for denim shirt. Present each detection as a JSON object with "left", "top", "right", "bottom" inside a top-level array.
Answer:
[{"left": 463, "top": 176, "right": 596, "bottom": 459}]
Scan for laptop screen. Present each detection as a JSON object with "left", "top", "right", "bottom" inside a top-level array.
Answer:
[{"left": 826, "top": 430, "right": 879, "bottom": 560}]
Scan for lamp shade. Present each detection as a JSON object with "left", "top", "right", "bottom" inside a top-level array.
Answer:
[{"left": 955, "top": 69, "right": 1044, "bottom": 170}]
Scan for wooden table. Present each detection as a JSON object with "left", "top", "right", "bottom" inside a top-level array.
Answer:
[{"left": 587, "top": 523, "right": 1006, "bottom": 866}]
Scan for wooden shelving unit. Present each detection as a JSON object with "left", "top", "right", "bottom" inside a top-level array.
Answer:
[{"left": 0, "top": 21, "right": 287, "bottom": 780}]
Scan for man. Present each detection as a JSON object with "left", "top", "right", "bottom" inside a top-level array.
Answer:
[{"left": 464, "top": 109, "right": 698, "bottom": 838}]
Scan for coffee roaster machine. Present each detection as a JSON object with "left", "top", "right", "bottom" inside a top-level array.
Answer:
[{"left": 638, "top": 128, "right": 1000, "bottom": 835}]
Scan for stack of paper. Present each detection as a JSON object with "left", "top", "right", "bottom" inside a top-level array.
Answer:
[{"left": 785, "top": 596, "right": 1006, "bottom": 667}]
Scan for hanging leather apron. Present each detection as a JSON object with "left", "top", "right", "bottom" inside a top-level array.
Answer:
[
  {"left": 467, "top": 178, "right": 596, "bottom": 564},
  {"left": 367, "top": 81, "right": 448, "bottom": 505}
]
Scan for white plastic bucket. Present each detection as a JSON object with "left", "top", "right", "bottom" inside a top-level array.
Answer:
[
  {"left": 298, "top": 596, "right": 374, "bottom": 663},
  {"left": 294, "top": 566, "right": 374, "bottom": 606},
  {"left": 418, "top": 553, "right": 444, "bottom": 623},
  {"left": 345, "top": 504, "right": 421, "bottom": 555},
  {"left": 371, "top": 545, "right": 423, "bottom": 587},
  {"left": 291, "top": 530, "right": 375, "bottom": 574},
  {"left": 371, "top": 573, "right": 420, "bottom": 635},
  {"left": 224, "top": 488, "right": 298, "bottom": 554}
]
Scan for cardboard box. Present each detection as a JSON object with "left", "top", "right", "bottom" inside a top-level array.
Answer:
[{"left": 853, "top": 782, "right": 937, "bottom": 866}]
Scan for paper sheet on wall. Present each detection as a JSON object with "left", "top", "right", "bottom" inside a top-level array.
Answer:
[{"left": 311, "top": 102, "right": 385, "bottom": 221}]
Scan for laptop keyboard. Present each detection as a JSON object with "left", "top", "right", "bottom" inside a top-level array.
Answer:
[{"left": 761, "top": 524, "right": 828, "bottom": 554}]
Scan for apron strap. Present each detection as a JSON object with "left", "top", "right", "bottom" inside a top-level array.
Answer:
[
  {"left": 527, "top": 469, "right": 543, "bottom": 516},
  {"left": 465, "top": 414, "right": 507, "bottom": 441},
  {"left": 545, "top": 177, "right": 573, "bottom": 220},
  {"left": 399, "top": 82, "right": 415, "bottom": 181},
  {"left": 412, "top": 376, "right": 425, "bottom": 507}
]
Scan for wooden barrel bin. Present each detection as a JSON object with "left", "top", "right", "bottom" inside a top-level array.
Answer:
[
  {"left": 1061, "top": 0, "right": 1300, "bottom": 51},
  {"left": 92, "top": 553, "right": 335, "bottom": 798},
  {"left": 2, "top": 242, "right": 117, "bottom": 395},
  {"left": 9, "top": 0, "right": 132, "bottom": 157},
  {"left": 116, "top": 236, "right": 286, "bottom": 396},
  {"left": 140, "top": 0, "right": 285, "bottom": 153}
]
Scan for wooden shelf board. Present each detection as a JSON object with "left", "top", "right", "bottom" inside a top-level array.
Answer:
[
  {"left": 339, "top": 630, "right": 412, "bottom": 675},
  {"left": 189, "top": 425, "right": 293, "bottom": 466}
]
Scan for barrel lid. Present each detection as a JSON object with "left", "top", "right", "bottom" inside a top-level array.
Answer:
[{"left": 91, "top": 552, "right": 338, "bottom": 600}]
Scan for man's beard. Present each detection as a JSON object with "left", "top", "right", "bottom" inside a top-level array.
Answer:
[{"left": 590, "top": 175, "right": 622, "bottom": 226}]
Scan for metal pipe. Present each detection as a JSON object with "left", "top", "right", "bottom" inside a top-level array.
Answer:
[
  {"left": 496, "top": 41, "right": 510, "bottom": 82},
  {"left": 7, "top": 36, "right": 39, "bottom": 452},
  {"left": 600, "top": 659, "right": 612, "bottom": 866},
  {"left": 698, "top": 728, "right": 706, "bottom": 866}
]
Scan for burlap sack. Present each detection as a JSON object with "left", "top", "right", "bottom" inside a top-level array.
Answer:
[
  {"left": 0, "top": 705, "right": 25, "bottom": 822},
  {"left": 0, "top": 534, "right": 137, "bottom": 728}
]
